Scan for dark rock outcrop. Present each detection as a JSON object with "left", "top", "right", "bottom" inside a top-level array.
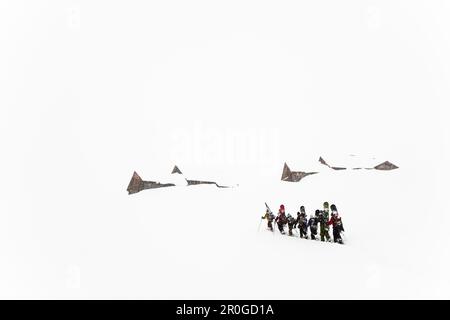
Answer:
[
  {"left": 281, "top": 163, "right": 318, "bottom": 182},
  {"left": 171, "top": 165, "right": 182, "bottom": 174},
  {"left": 374, "top": 161, "right": 399, "bottom": 171},
  {"left": 185, "top": 179, "right": 229, "bottom": 188},
  {"left": 319, "top": 156, "right": 347, "bottom": 170},
  {"left": 127, "top": 171, "right": 175, "bottom": 194}
]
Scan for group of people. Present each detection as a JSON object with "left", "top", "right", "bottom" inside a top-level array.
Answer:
[{"left": 261, "top": 202, "right": 345, "bottom": 244}]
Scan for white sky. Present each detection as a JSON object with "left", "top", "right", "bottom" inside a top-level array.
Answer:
[{"left": 1, "top": 1, "right": 449, "bottom": 298}]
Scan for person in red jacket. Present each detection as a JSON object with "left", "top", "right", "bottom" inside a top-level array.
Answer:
[
  {"left": 327, "top": 204, "right": 344, "bottom": 244},
  {"left": 275, "top": 204, "right": 287, "bottom": 234}
]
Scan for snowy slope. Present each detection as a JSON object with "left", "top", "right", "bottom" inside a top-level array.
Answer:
[{"left": 114, "top": 154, "right": 447, "bottom": 299}]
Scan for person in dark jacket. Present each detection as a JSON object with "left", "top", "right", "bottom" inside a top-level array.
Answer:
[
  {"left": 296, "top": 207, "right": 308, "bottom": 239},
  {"left": 327, "top": 204, "right": 344, "bottom": 244},
  {"left": 308, "top": 211, "right": 320, "bottom": 240},
  {"left": 287, "top": 214, "right": 296, "bottom": 236}
]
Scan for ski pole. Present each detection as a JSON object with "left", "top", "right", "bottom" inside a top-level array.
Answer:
[{"left": 257, "top": 218, "right": 263, "bottom": 232}]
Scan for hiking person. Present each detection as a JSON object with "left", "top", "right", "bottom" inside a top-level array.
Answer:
[
  {"left": 287, "top": 213, "right": 296, "bottom": 236},
  {"left": 261, "top": 208, "right": 275, "bottom": 232},
  {"left": 275, "top": 204, "right": 287, "bottom": 234},
  {"left": 328, "top": 204, "right": 345, "bottom": 244},
  {"left": 319, "top": 202, "right": 331, "bottom": 242},
  {"left": 296, "top": 207, "right": 308, "bottom": 239},
  {"left": 308, "top": 211, "right": 320, "bottom": 240}
]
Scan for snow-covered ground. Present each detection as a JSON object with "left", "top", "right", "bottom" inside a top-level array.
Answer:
[{"left": 1, "top": 1, "right": 450, "bottom": 299}]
